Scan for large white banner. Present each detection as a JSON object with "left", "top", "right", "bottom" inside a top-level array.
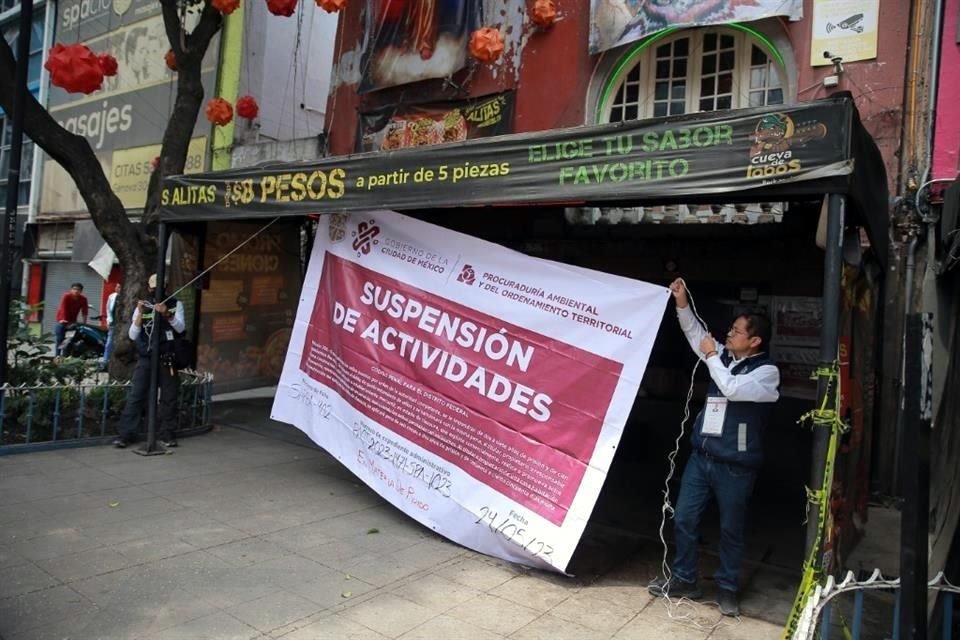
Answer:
[{"left": 272, "top": 211, "right": 669, "bottom": 572}]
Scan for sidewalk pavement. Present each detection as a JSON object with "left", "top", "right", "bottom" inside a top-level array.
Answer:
[{"left": 0, "top": 405, "right": 787, "bottom": 640}]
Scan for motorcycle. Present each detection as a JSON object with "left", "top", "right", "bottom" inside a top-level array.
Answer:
[{"left": 62, "top": 307, "right": 107, "bottom": 360}]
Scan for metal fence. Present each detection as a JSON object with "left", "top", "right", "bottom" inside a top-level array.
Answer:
[
  {"left": 792, "top": 570, "right": 959, "bottom": 640},
  {"left": 0, "top": 370, "right": 214, "bottom": 454}
]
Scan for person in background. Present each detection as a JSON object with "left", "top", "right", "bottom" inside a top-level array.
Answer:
[
  {"left": 55, "top": 283, "right": 88, "bottom": 357},
  {"left": 648, "top": 278, "right": 780, "bottom": 617},
  {"left": 100, "top": 283, "right": 121, "bottom": 370},
  {"left": 113, "top": 274, "right": 185, "bottom": 449}
]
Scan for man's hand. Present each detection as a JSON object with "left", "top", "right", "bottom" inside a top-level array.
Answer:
[
  {"left": 154, "top": 302, "right": 168, "bottom": 315},
  {"left": 669, "top": 278, "right": 689, "bottom": 308},
  {"left": 700, "top": 335, "right": 718, "bottom": 357}
]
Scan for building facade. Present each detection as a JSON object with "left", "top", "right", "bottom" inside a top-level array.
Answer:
[{"left": 319, "top": 0, "right": 932, "bottom": 579}]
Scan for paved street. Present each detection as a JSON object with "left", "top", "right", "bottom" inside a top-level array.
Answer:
[{"left": 0, "top": 400, "right": 787, "bottom": 640}]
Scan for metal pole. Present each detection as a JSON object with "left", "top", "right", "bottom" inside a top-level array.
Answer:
[
  {"left": 899, "top": 313, "right": 929, "bottom": 640},
  {"left": 804, "top": 193, "right": 845, "bottom": 560},
  {"left": 138, "top": 223, "right": 168, "bottom": 455},
  {"left": 0, "top": 0, "right": 35, "bottom": 385}
]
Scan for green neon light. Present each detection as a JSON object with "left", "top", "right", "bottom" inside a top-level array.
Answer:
[{"left": 596, "top": 22, "right": 786, "bottom": 122}]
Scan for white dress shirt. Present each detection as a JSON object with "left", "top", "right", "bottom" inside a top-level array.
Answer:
[
  {"left": 677, "top": 306, "right": 780, "bottom": 403},
  {"left": 129, "top": 302, "right": 186, "bottom": 341}
]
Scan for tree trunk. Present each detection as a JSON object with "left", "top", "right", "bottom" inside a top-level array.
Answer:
[{"left": 0, "top": 0, "right": 222, "bottom": 380}]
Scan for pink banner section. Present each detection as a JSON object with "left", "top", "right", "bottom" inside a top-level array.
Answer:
[{"left": 300, "top": 252, "right": 623, "bottom": 526}]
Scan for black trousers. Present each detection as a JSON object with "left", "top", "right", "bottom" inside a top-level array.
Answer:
[{"left": 119, "top": 356, "right": 180, "bottom": 440}]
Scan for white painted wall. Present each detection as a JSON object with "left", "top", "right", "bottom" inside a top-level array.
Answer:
[{"left": 238, "top": 1, "right": 339, "bottom": 146}]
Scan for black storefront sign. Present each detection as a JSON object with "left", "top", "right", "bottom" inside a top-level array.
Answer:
[{"left": 160, "top": 96, "right": 887, "bottom": 262}]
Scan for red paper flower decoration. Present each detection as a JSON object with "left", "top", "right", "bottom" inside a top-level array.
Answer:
[
  {"left": 530, "top": 0, "right": 557, "bottom": 28},
  {"left": 151, "top": 157, "right": 160, "bottom": 170},
  {"left": 315, "top": 0, "right": 346, "bottom": 12},
  {"left": 469, "top": 28, "right": 504, "bottom": 64},
  {"left": 164, "top": 49, "right": 178, "bottom": 71},
  {"left": 266, "top": 0, "right": 298, "bottom": 17},
  {"left": 98, "top": 53, "right": 118, "bottom": 77},
  {"left": 45, "top": 43, "right": 105, "bottom": 94},
  {"left": 206, "top": 98, "right": 234, "bottom": 126},
  {"left": 212, "top": 0, "right": 241, "bottom": 14},
  {"left": 236, "top": 95, "right": 259, "bottom": 120}
]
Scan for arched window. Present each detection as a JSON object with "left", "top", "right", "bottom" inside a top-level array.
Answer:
[{"left": 601, "top": 28, "right": 786, "bottom": 124}]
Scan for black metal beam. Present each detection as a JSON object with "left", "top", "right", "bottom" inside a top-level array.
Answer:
[
  {"left": 899, "top": 312, "right": 930, "bottom": 639},
  {"left": 136, "top": 223, "right": 168, "bottom": 456},
  {"left": 805, "top": 193, "right": 845, "bottom": 560},
  {"left": 0, "top": 0, "right": 34, "bottom": 385}
]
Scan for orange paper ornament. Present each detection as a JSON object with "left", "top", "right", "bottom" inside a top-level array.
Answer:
[
  {"left": 206, "top": 98, "right": 234, "bottom": 126},
  {"left": 315, "top": 0, "right": 346, "bottom": 12},
  {"left": 469, "top": 27, "right": 504, "bottom": 63},
  {"left": 266, "top": 0, "right": 298, "bottom": 16},
  {"left": 212, "top": 0, "right": 241, "bottom": 13},
  {"left": 165, "top": 49, "right": 178, "bottom": 71},
  {"left": 236, "top": 95, "right": 259, "bottom": 120},
  {"left": 45, "top": 43, "right": 105, "bottom": 94},
  {"left": 530, "top": 0, "right": 557, "bottom": 28}
]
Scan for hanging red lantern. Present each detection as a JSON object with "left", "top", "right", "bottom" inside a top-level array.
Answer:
[
  {"left": 97, "top": 53, "right": 118, "bottom": 77},
  {"left": 212, "top": 0, "right": 241, "bottom": 14},
  {"left": 530, "top": 0, "right": 557, "bottom": 28},
  {"left": 236, "top": 95, "right": 259, "bottom": 120},
  {"left": 151, "top": 157, "right": 160, "bottom": 170},
  {"left": 45, "top": 43, "right": 105, "bottom": 94},
  {"left": 315, "top": 0, "right": 346, "bottom": 12},
  {"left": 206, "top": 98, "right": 234, "bottom": 126},
  {"left": 266, "top": 0, "right": 298, "bottom": 17},
  {"left": 469, "top": 28, "right": 504, "bottom": 64},
  {"left": 164, "top": 48, "right": 178, "bottom": 71}
]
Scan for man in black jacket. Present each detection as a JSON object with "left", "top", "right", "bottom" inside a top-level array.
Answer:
[{"left": 113, "top": 274, "right": 186, "bottom": 449}]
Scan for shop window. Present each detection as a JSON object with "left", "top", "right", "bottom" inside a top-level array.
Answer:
[
  {"left": 602, "top": 28, "right": 786, "bottom": 124},
  {"left": 581, "top": 28, "right": 788, "bottom": 227}
]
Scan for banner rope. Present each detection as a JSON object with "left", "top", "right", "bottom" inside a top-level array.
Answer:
[
  {"left": 156, "top": 217, "right": 282, "bottom": 307},
  {"left": 781, "top": 360, "right": 845, "bottom": 640}
]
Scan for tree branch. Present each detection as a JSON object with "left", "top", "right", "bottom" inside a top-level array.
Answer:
[{"left": 144, "top": 0, "right": 222, "bottom": 223}]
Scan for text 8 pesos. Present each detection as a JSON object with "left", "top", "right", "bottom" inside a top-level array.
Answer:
[{"left": 227, "top": 169, "right": 347, "bottom": 205}]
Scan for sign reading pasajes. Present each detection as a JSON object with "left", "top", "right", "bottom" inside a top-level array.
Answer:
[
  {"left": 271, "top": 211, "right": 669, "bottom": 571},
  {"left": 42, "top": 0, "right": 217, "bottom": 215}
]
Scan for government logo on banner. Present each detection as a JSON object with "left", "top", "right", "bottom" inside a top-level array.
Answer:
[{"left": 590, "top": 0, "right": 803, "bottom": 54}]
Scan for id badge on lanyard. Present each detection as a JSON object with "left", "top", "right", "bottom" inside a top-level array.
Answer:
[{"left": 701, "top": 397, "right": 727, "bottom": 437}]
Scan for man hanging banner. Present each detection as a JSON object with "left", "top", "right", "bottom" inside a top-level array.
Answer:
[
  {"left": 271, "top": 211, "right": 669, "bottom": 571},
  {"left": 590, "top": 0, "right": 802, "bottom": 54}
]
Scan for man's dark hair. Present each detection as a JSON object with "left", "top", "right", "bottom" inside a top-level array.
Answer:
[
  {"left": 737, "top": 308, "right": 772, "bottom": 350},
  {"left": 70, "top": 283, "right": 84, "bottom": 291}
]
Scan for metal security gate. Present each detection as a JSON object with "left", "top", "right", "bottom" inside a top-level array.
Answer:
[{"left": 41, "top": 261, "right": 106, "bottom": 337}]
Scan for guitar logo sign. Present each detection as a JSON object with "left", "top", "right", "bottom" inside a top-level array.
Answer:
[{"left": 746, "top": 113, "right": 828, "bottom": 181}]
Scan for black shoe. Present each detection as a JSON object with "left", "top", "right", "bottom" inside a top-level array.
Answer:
[
  {"left": 112, "top": 437, "right": 128, "bottom": 449},
  {"left": 717, "top": 588, "right": 740, "bottom": 616},
  {"left": 648, "top": 575, "right": 703, "bottom": 600},
  {"left": 158, "top": 439, "right": 178, "bottom": 448}
]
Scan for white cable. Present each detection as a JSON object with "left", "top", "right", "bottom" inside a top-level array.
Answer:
[{"left": 655, "top": 278, "right": 740, "bottom": 633}]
